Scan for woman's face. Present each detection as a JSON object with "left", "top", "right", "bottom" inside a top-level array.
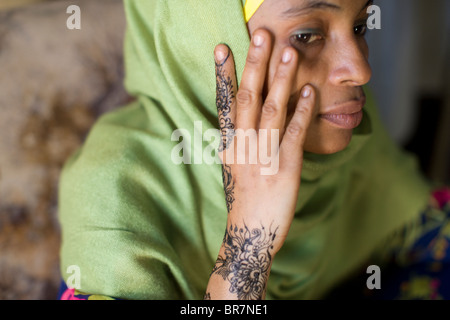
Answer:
[{"left": 247, "top": 0, "right": 373, "bottom": 154}]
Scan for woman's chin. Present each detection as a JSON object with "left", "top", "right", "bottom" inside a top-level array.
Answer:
[{"left": 303, "top": 129, "right": 353, "bottom": 155}]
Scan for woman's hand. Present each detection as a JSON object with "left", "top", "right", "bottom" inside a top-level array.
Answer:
[{"left": 205, "top": 29, "right": 316, "bottom": 300}]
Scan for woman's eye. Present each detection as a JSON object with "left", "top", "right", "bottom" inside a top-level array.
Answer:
[
  {"left": 293, "top": 33, "right": 323, "bottom": 45},
  {"left": 354, "top": 23, "right": 368, "bottom": 36}
]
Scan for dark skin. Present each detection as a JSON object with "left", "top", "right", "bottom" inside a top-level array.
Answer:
[
  {"left": 249, "top": 0, "right": 372, "bottom": 155},
  {"left": 206, "top": 0, "right": 373, "bottom": 300}
]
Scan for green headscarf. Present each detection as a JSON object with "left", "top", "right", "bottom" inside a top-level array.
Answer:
[{"left": 59, "top": 0, "right": 432, "bottom": 299}]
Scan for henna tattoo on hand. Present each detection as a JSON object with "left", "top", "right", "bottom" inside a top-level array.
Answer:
[
  {"left": 215, "top": 51, "right": 235, "bottom": 153},
  {"left": 215, "top": 49, "right": 236, "bottom": 214},
  {"left": 212, "top": 51, "right": 277, "bottom": 300},
  {"left": 221, "top": 164, "right": 235, "bottom": 213},
  {"left": 211, "top": 223, "right": 278, "bottom": 300},
  {"left": 203, "top": 292, "right": 211, "bottom": 300}
]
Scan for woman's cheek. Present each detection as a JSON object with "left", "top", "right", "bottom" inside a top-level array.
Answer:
[{"left": 361, "top": 40, "right": 370, "bottom": 60}]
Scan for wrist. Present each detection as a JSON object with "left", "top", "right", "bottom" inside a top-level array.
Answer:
[
  {"left": 211, "top": 221, "right": 278, "bottom": 299},
  {"left": 225, "top": 213, "right": 287, "bottom": 254}
]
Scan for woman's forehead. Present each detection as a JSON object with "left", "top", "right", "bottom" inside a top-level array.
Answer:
[{"left": 257, "top": 0, "right": 371, "bottom": 16}]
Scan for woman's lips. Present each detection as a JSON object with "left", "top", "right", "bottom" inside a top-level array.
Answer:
[
  {"left": 320, "top": 110, "right": 363, "bottom": 129},
  {"left": 319, "top": 97, "right": 366, "bottom": 130}
]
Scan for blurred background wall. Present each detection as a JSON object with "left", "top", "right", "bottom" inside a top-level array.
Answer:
[
  {"left": 0, "top": 0, "right": 130, "bottom": 299},
  {"left": 0, "top": 0, "right": 50, "bottom": 10},
  {"left": 367, "top": 0, "right": 450, "bottom": 185},
  {"left": 0, "top": 0, "right": 448, "bottom": 299}
]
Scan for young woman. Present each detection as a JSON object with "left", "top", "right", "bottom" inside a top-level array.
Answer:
[{"left": 58, "top": 0, "right": 449, "bottom": 300}]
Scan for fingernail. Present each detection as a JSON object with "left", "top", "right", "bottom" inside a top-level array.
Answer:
[
  {"left": 253, "top": 34, "right": 264, "bottom": 47},
  {"left": 302, "top": 86, "right": 311, "bottom": 98},
  {"left": 215, "top": 48, "right": 227, "bottom": 63},
  {"left": 282, "top": 50, "right": 292, "bottom": 64}
]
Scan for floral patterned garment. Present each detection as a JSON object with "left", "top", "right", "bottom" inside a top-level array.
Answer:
[
  {"left": 326, "top": 187, "right": 450, "bottom": 300},
  {"left": 58, "top": 188, "right": 450, "bottom": 300},
  {"left": 58, "top": 283, "right": 117, "bottom": 300},
  {"left": 367, "top": 188, "right": 450, "bottom": 300}
]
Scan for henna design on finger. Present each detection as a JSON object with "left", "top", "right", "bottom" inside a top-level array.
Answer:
[
  {"left": 215, "top": 51, "right": 236, "bottom": 153},
  {"left": 215, "top": 49, "right": 236, "bottom": 214}
]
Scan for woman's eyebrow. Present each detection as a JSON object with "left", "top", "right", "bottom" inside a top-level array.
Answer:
[
  {"left": 281, "top": 0, "right": 374, "bottom": 18},
  {"left": 361, "top": 0, "right": 374, "bottom": 13},
  {"left": 281, "top": 0, "right": 341, "bottom": 18}
]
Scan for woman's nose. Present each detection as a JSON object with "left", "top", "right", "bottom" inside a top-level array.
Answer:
[{"left": 327, "top": 38, "right": 372, "bottom": 86}]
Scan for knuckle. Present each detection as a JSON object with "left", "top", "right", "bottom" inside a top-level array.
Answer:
[
  {"left": 295, "top": 99, "right": 314, "bottom": 117},
  {"left": 286, "top": 122, "right": 304, "bottom": 136},
  {"left": 274, "top": 69, "right": 289, "bottom": 82},
  {"left": 262, "top": 100, "right": 279, "bottom": 117},
  {"left": 245, "top": 51, "right": 262, "bottom": 66},
  {"left": 295, "top": 104, "right": 309, "bottom": 116},
  {"left": 236, "top": 89, "right": 258, "bottom": 107}
]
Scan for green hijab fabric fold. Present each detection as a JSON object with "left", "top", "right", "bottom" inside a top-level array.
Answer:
[{"left": 59, "top": 0, "right": 432, "bottom": 299}]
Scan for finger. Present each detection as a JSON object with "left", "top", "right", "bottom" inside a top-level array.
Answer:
[
  {"left": 279, "top": 85, "right": 315, "bottom": 174},
  {"left": 236, "top": 29, "right": 272, "bottom": 130},
  {"left": 215, "top": 44, "right": 238, "bottom": 157},
  {"left": 258, "top": 47, "right": 298, "bottom": 135}
]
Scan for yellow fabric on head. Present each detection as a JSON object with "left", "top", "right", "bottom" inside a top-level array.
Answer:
[{"left": 243, "top": 0, "right": 265, "bottom": 22}]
